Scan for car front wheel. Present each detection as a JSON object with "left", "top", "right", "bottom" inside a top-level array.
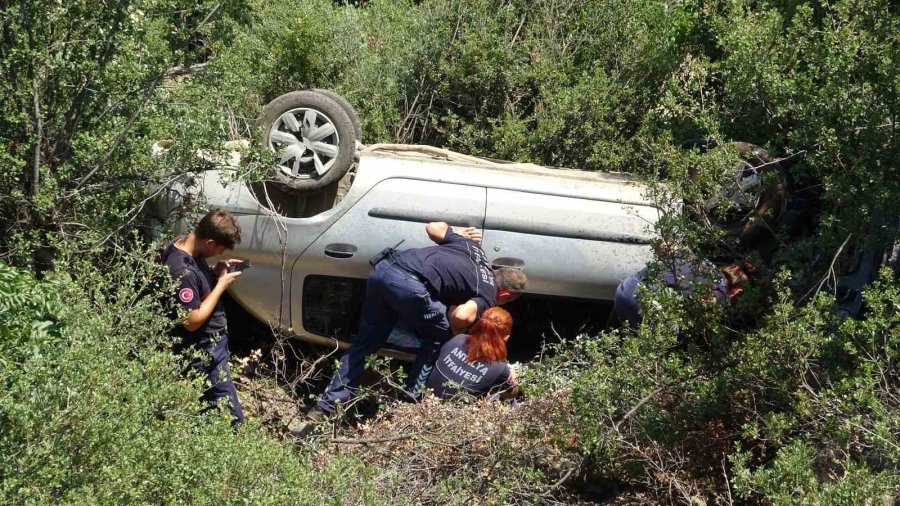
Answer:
[{"left": 686, "top": 140, "right": 788, "bottom": 241}]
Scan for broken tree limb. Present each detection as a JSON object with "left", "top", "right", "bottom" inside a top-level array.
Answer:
[
  {"left": 613, "top": 384, "right": 666, "bottom": 432},
  {"left": 31, "top": 74, "right": 41, "bottom": 197},
  {"left": 612, "top": 360, "right": 738, "bottom": 432},
  {"left": 796, "top": 233, "right": 853, "bottom": 305},
  {"left": 330, "top": 434, "right": 415, "bottom": 445},
  {"left": 330, "top": 432, "right": 458, "bottom": 447},
  {"left": 163, "top": 62, "right": 210, "bottom": 78}
]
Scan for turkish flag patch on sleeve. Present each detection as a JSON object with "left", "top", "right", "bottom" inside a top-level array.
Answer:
[{"left": 178, "top": 288, "right": 195, "bottom": 303}]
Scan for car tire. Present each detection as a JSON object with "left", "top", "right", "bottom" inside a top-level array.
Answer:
[
  {"left": 258, "top": 90, "right": 358, "bottom": 194},
  {"left": 686, "top": 141, "right": 787, "bottom": 240},
  {"left": 311, "top": 88, "right": 363, "bottom": 142}
]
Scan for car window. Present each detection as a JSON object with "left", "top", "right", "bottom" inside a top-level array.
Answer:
[{"left": 302, "top": 275, "right": 364, "bottom": 341}]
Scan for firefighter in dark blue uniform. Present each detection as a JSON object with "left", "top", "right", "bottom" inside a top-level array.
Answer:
[
  {"left": 160, "top": 209, "right": 246, "bottom": 426},
  {"left": 313, "top": 222, "right": 528, "bottom": 417},
  {"left": 611, "top": 255, "right": 749, "bottom": 327},
  {"left": 426, "top": 306, "right": 520, "bottom": 401}
]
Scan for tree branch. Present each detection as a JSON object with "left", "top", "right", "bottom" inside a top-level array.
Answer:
[
  {"left": 796, "top": 233, "right": 853, "bottom": 305},
  {"left": 330, "top": 434, "right": 415, "bottom": 445},
  {"left": 73, "top": 71, "right": 164, "bottom": 191},
  {"left": 162, "top": 61, "right": 210, "bottom": 79},
  {"left": 330, "top": 432, "right": 458, "bottom": 447},
  {"left": 31, "top": 73, "right": 41, "bottom": 196}
]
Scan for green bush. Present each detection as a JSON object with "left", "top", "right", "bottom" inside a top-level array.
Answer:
[
  {"left": 521, "top": 267, "right": 900, "bottom": 501},
  {"left": 178, "top": 0, "right": 696, "bottom": 171},
  {"left": 3, "top": 0, "right": 899, "bottom": 502},
  {"left": 731, "top": 441, "right": 898, "bottom": 504},
  {"left": 0, "top": 259, "right": 381, "bottom": 504}
]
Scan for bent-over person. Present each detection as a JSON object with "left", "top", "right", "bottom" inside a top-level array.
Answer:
[
  {"left": 611, "top": 255, "right": 750, "bottom": 328},
  {"left": 311, "top": 221, "right": 528, "bottom": 420}
]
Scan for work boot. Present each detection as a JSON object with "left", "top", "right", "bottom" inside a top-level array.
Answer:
[{"left": 287, "top": 407, "right": 328, "bottom": 439}]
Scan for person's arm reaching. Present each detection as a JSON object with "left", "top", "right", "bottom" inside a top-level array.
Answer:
[
  {"left": 498, "top": 375, "right": 521, "bottom": 399},
  {"left": 183, "top": 270, "right": 241, "bottom": 332},
  {"left": 495, "top": 364, "right": 521, "bottom": 400},
  {"left": 425, "top": 222, "right": 483, "bottom": 244},
  {"left": 449, "top": 300, "right": 479, "bottom": 335},
  {"left": 425, "top": 222, "right": 451, "bottom": 244}
]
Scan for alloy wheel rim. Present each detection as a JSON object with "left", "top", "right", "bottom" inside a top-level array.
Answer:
[{"left": 267, "top": 107, "right": 341, "bottom": 179}]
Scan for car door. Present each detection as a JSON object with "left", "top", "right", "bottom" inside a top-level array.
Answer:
[
  {"left": 293, "top": 178, "right": 487, "bottom": 342},
  {"left": 481, "top": 188, "right": 657, "bottom": 300},
  {"left": 226, "top": 206, "right": 330, "bottom": 330}
]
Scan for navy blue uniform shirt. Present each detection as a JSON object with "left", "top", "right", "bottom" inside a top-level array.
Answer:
[
  {"left": 394, "top": 227, "right": 496, "bottom": 317},
  {"left": 653, "top": 259, "right": 727, "bottom": 299},
  {"left": 614, "top": 257, "right": 728, "bottom": 327},
  {"left": 161, "top": 239, "right": 227, "bottom": 343},
  {"left": 425, "top": 334, "right": 512, "bottom": 398}
]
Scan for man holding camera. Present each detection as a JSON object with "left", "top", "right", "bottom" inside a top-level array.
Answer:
[{"left": 159, "top": 209, "right": 246, "bottom": 426}]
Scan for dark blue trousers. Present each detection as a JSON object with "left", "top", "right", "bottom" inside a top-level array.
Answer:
[
  {"left": 184, "top": 331, "right": 245, "bottom": 426},
  {"left": 318, "top": 261, "right": 452, "bottom": 412},
  {"left": 611, "top": 273, "right": 642, "bottom": 328}
]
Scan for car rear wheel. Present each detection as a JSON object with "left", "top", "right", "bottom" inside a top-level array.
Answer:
[
  {"left": 311, "top": 88, "right": 363, "bottom": 142},
  {"left": 258, "top": 90, "right": 358, "bottom": 193}
]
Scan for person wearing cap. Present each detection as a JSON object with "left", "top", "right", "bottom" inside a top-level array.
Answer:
[
  {"left": 426, "top": 306, "right": 520, "bottom": 400},
  {"left": 310, "top": 221, "right": 528, "bottom": 420},
  {"left": 611, "top": 254, "right": 749, "bottom": 328},
  {"left": 158, "top": 209, "right": 246, "bottom": 426}
]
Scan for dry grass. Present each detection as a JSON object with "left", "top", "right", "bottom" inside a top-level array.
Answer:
[{"left": 320, "top": 390, "right": 586, "bottom": 504}]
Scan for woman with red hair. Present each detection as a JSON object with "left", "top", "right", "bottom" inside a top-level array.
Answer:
[{"left": 425, "top": 307, "right": 519, "bottom": 399}]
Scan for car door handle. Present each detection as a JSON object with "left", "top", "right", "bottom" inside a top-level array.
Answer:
[
  {"left": 491, "top": 257, "right": 525, "bottom": 270},
  {"left": 324, "top": 243, "right": 357, "bottom": 259}
]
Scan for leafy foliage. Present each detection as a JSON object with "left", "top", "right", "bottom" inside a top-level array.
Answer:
[
  {"left": 0, "top": 0, "right": 249, "bottom": 265},
  {"left": 520, "top": 268, "right": 900, "bottom": 502},
  {"left": 0, "top": 258, "right": 385, "bottom": 504},
  {"left": 1, "top": 0, "right": 899, "bottom": 502}
]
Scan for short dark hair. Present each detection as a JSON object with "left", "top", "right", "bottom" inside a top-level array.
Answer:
[
  {"left": 494, "top": 267, "right": 527, "bottom": 295},
  {"left": 194, "top": 209, "right": 241, "bottom": 249}
]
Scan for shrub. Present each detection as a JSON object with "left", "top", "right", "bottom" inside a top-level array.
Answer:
[
  {"left": 3, "top": 0, "right": 899, "bottom": 502},
  {"left": 329, "top": 390, "right": 582, "bottom": 504},
  {"left": 519, "top": 267, "right": 900, "bottom": 502},
  {"left": 0, "top": 258, "right": 380, "bottom": 504}
]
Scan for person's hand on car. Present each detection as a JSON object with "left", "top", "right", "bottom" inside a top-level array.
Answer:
[{"left": 458, "top": 227, "right": 483, "bottom": 243}]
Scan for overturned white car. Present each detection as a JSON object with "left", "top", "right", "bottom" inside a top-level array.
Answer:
[{"left": 150, "top": 89, "right": 786, "bottom": 356}]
